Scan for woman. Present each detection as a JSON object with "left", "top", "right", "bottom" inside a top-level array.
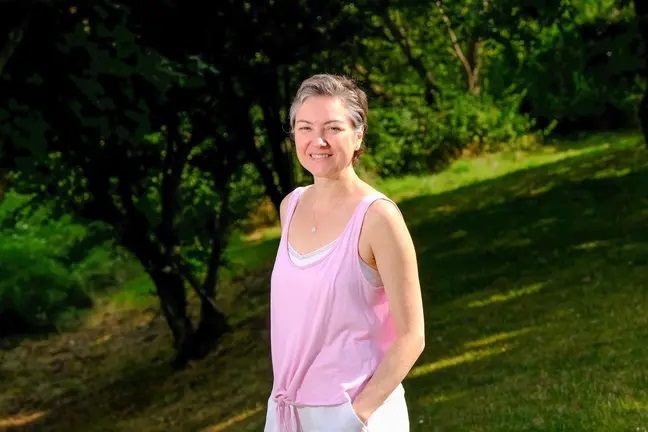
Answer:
[{"left": 264, "top": 74, "right": 425, "bottom": 432}]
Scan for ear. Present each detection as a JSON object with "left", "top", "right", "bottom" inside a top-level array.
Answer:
[{"left": 355, "top": 131, "right": 363, "bottom": 149}]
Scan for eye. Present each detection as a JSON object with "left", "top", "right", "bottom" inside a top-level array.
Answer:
[
  {"left": 326, "top": 126, "right": 343, "bottom": 132},
  {"left": 298, "top": 126, "right": 312, "bottom": 131}
]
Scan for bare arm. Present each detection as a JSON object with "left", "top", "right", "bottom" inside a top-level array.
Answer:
[{"left": 352, "top": 199, "right": 425, "bottom": 423}]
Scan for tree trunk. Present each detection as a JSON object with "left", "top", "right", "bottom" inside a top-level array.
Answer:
[
  {"left": 191, "top": 186, "right": 232, "bottom": 359},
  {"left": 465, "top": 37, "right": 481, "bottom": 96},
  {"left": 217, "top": 74, "right": 285, "bottom": 214},
  {"left": 148, "top": 268, "right": 196, "bottom": 368},
  {"left": 261, "top": 102, "right": 294, "bottom": 197},
  {"left": 236, "top": 95, "right": 285, "bottom": 213},
  {"left": 635, "top": 0, "right": 648, "bottom": 148},
  {"left": 120, "top": 217, "right": 197, "bottom": 368},
  {"left": 244, "top": 135, "right": 284, "bottom": 213},
  {"left": 0, "top": 169, "right": 9, "bottom": 204},
  {"left": 259, "top": 68, "right": 295, "bottom": 200},
  {"left": 381, "top": 8, "right": 442, "bottom": 106},
  {"left": 435, "top": 1, "right": 481, "bottom": 96},
  {"left": 193, "top": 297, "right": 230, "bottom": 359}
]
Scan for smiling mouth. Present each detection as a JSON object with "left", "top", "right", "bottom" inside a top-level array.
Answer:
[{"left": 310, "top": 154, "right": 332, "bottom": 159}]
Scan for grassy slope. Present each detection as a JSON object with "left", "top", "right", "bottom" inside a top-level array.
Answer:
[{"left": 1, "top": 131, "right": 648, "bottom": 431}]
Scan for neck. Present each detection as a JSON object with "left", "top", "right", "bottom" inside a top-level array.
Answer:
[{"left": 311, "top": 167, "right": 359, "bottom": 202}]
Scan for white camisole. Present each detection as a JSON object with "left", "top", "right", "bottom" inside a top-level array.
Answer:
[{"left": 288, "top": 240, "right": 383, "bottom": 287}]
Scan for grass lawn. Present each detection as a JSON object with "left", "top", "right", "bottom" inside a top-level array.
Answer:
[{"left": 1, "top": 131, "right": 648, "bottom": 431}]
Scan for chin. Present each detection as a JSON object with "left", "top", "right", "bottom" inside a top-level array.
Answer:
[
  {"left": 305, "top": 165, "right": 341, "bottom": 179},
  {"left": 299, "top": 156, "right": 351, "bottom": 179}
]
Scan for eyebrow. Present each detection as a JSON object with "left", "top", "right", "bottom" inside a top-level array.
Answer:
[{"left": 295, "top": 120, "right": 344, "bottom": 125}]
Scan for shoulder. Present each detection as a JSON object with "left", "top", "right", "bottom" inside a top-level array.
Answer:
[
  {"left": 279, "top": 186, "right": 308, "bottom": 227},
  {"left": 362, "top": 195, "right": 417, "bottom": 261},
  {"left": 362, "top": 195, "right": 416, "bottom": 264},
  {"left": 363, "top": 196, "right": 405, "bottom": 234},
  {"left": 279, "top": 191, "right": 293, "bottom": 224}
]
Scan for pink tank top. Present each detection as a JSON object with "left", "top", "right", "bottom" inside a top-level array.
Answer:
[{"left": 269, "top": 186, "right": 398, "bottom": 431}]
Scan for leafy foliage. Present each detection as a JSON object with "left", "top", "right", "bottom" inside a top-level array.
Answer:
[{"left": 0, "top": 193, "right": 130, "bottom": 333}]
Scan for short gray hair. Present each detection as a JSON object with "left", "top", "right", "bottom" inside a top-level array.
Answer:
[{"left": 289, "top": 74, "right": 369, "bottom": 164}]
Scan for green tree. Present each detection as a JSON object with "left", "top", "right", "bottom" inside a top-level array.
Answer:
[
  {"left": 127, "top": 0, "right": 361, "bottom": 211},
  {"left": 0, "top": 0, "right": 369, "bottom": 366},
  {"left": 0, "top": 1, "right": 261, "bottom": 367}
]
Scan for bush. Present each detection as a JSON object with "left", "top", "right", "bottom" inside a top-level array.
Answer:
[
  {"left": 0, "top": 233, "right": 92, "bottom": 334},
  {"left": 487, "top": 12, "right": 642, "bottom": 132},
  {"left": 0, "top": 194, "right": 133, "bottom": 335},
  {"left": 362, "top": 91, "right": 533, "bottom": 177}
]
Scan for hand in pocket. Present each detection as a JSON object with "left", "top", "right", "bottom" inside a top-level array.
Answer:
[{"left": 344, "top": 401, "right": 368, "bottom": 431}]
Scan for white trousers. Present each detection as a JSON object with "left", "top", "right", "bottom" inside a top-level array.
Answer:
[{"left": 263, "top": 384, "right": 409, "bottom": 432}]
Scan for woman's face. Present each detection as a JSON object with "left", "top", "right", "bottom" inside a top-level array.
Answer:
[{"left": 293, "top": 96, "right": 362, "bottom": 179}]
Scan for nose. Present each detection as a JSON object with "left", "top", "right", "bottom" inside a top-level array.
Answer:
[{"left": 316, "top": 136, "right": 328, "bottom": 147}]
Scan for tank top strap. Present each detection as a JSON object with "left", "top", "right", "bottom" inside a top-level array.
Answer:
[
  {"left": 281, "top": 186, "right": 308, "bottom": 240},
  {"left": 343, "top": 192, "right": 395, "bottom": 244}
]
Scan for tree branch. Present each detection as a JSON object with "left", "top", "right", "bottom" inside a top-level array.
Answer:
[
  {"left": 202, "top": 186, "right": 229, "bottom": 296},
  {"left": 159, "top": 114, "right": 194, "bottom": 256},
  {"left": 354, "top": 64, "right": 393, "bottom": 101},
  {"left": 381, "top": 8, "right": 442, "bottom": 105},
  {"left": 435, "top": 0, "right": 480, "bottom": 95},
  {"left": 172, "top": 254, "right": 220, "bottom": 311}
]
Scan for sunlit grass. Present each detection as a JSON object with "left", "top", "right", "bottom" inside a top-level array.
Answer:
[
  {"left": 0, "top": 412, "right": 48, "bottom": 428},
  {"left": 408, "top": 345, "right": 508, "bottom": 378},
  {"left": 199, "top": 404, "right": 264, "bottom": 432},
  {"left": 108, "top": 273, "right": 157, "bottom": 308},
  {"left": 467, "top": 283, "right": 544, "bottom": 308},
  {"left": 373, "top": 132, "right": 634, "bottom": 202},
  {"left": 463, "top": 328, "right": 536, "bottom": 349}
]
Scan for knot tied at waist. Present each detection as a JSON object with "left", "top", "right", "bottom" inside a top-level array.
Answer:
[{"left": 274, "top": 394, "right": 302, "bottom": 432}]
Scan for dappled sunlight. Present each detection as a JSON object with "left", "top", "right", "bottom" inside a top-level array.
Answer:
[
  {"left": 572, "top": 240, "right": 609, "bottom": 251},
  {"left": 0, "top": 411, "right": 47, "bottom": 428},
  {"left": 449, "top": 229, "right": 468, "bottom": 239},
  {"left": 593, "top": 166, "right": 633, "bottom": 179},
  {"left": 377, "top": 138, "right": 619, "bottom": 204},
  {"left": 529, "top": 184, "right": 554, "bottom": 196},
  {"left": 550, "top": 165, "right": 572, "bottom": 175},
  {"left": 200, "top": 404, "right": 264, "bottom": 432},
  {"left": 467, "top": 283, "right": 544, "bottom": 308},
  {"left": 419, "top": 391, "right": 468, "bottom": 406},
  {"left": 616, "top": 397, "right": 648, "bottom": 412},
  {"left": 242, "top": 226, "right": 281, "bottom": 244},
  {"left": 463, "top": 328, "right": 536, "bottom": 349},
  {"left": 429, "top": 204, "right": 457, "bottom": 216},
  {"left": 408, "top": 345, "right": 508, "bottom": 378},
  {"left": 533, "top": 217, "right": 558, "bottom": 228}
]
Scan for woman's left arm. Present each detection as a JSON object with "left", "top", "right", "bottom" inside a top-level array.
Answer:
[{"left": 352, "top": 199, "right": 426, "bottom": 423}]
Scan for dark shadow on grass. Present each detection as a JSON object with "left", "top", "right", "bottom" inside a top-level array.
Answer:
[
  {"left": 399, "top": 143, "right": 648, "bottom": 303},
  {"left": 7, "top": 323, "right": 273, "bottom": 432},
  {"left": 398, "top": 143, "right": 648, "bottom": 412},
  {"left": 9, "top": 356, "right": 174, "bottom": 432}
]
